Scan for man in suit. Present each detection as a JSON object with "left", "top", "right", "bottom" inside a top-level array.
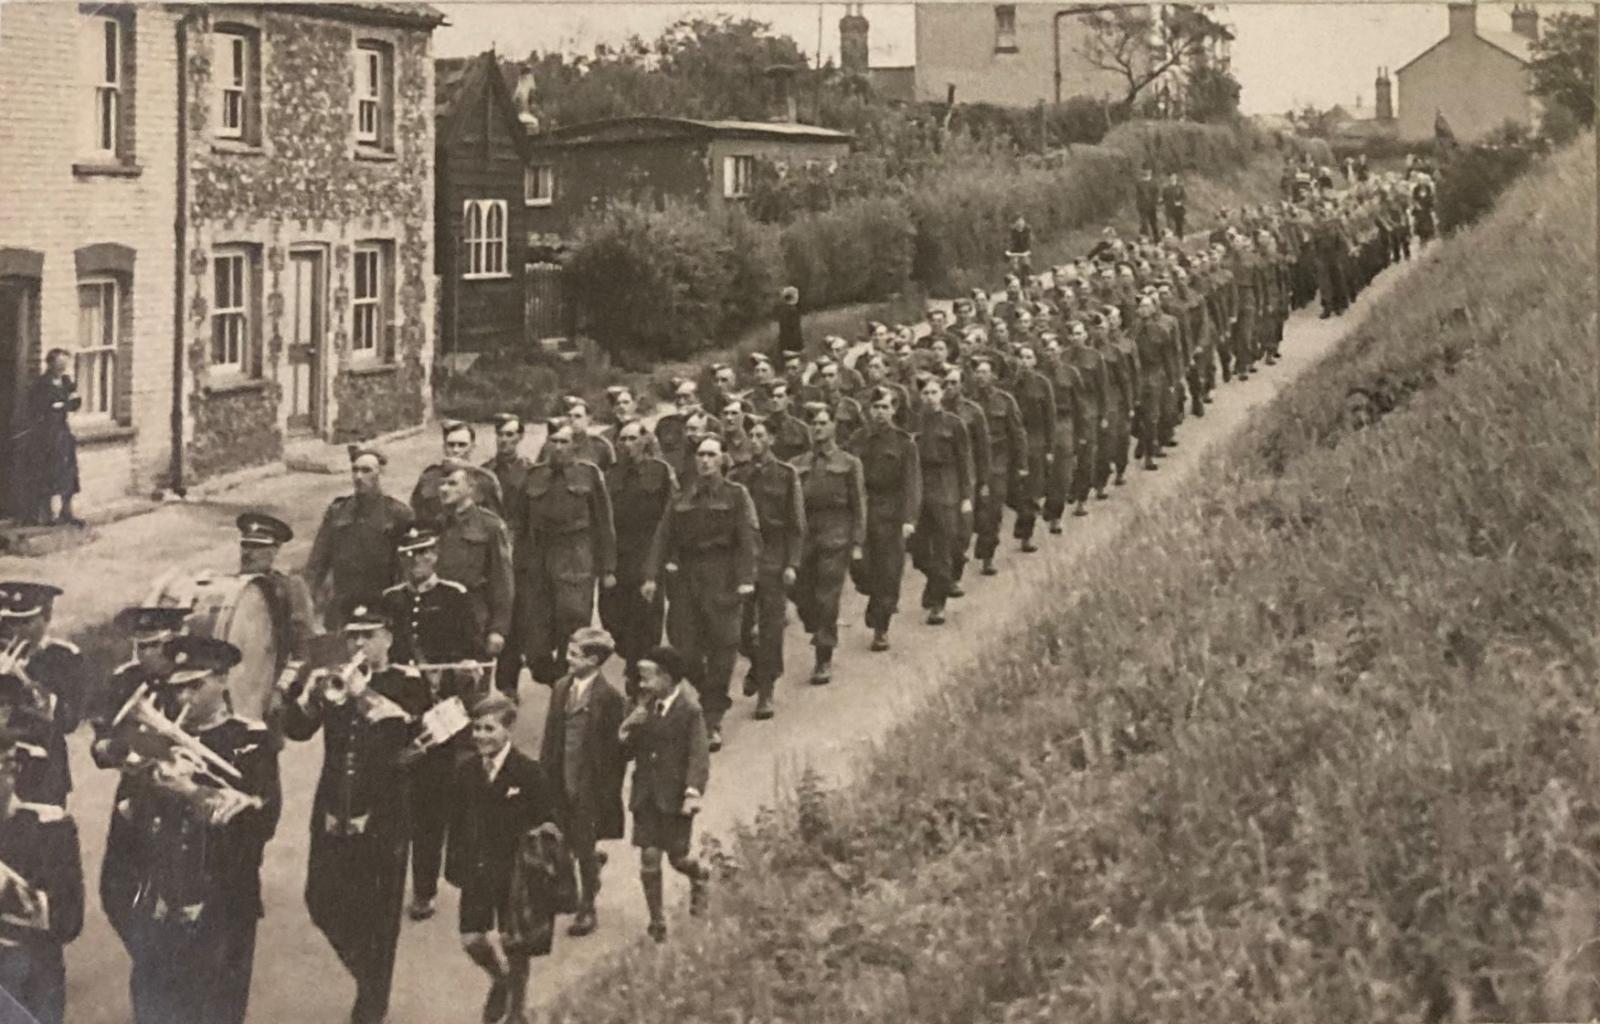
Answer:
[
  {"left": 446, "top": 691, "right": 555, "bottom": 1024},
  {"left": 538, "top": 627, "right": 627, "bottom": 938},
  {"left": 618, "top": 646, "right": 711, "bottom": 944}
]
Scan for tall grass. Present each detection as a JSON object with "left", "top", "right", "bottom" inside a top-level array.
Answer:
[{"left": 545, "top": 137, "right": 1598, "bottom": 1024}]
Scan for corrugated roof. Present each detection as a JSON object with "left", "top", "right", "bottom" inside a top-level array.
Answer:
[{"left": 536, "top": 115, "right": 852, "bottom": 145}]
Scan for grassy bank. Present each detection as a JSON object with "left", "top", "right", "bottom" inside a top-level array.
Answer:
[
  {"left": 437, "top": 132, "right": 1298, "bottom": 422},
  {"left": 546, "top": 137, "right": 1597, "bottom": 1023}
]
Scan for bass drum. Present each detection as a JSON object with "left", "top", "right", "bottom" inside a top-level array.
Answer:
[{"left": 144, "top": 570, "right": 284, "bottom": 724}]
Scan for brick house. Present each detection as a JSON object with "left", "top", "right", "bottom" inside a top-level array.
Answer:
[
  {"left": 0, "top": 3, "right": 182, "bottom": 517},
  {"left": 0, "top": 2, "right": 444, "bottom": 518},
  {"left": 1395, "top": 3, "right": 1540, "bottom": 143},
  {"left": 181, "top": 3, "right": 444, "bottom": 481}
]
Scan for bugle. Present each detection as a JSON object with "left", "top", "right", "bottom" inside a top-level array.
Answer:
[
  {"left": 0, "top": 637, "right": 52, "bottom": 719},
  {"left": 109, "top": 685, "right": 243, "bottom": 783}
]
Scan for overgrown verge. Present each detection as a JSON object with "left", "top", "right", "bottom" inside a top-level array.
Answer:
[{"left": 546, "top": 137, "right": 1598, "bottom": 1023}]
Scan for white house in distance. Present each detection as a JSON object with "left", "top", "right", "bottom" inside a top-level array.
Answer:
[{"left": 1395, "top": 2, "right": 1541, "bottom": 142}]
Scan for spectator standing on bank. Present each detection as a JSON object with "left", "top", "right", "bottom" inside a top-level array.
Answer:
[{"left": 774, "top": 286, "right": 803, "bottom": 361}]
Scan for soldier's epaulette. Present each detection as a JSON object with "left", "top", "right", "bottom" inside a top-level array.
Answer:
[
  {"left": 42, "top": 638, "right": 80, "bottom": 655},
  {"left": 17, "top": 801, "right": 68, "bottom": 824},
  {"left": 435, "top": 578, "right": 468, "bottom": 594}
]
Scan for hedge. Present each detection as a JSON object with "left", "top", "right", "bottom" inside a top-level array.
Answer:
[{"left": 568, "top": 120, "right": 1268, "bottom": 364}]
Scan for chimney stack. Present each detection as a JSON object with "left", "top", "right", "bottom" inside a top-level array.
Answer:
[
  {"left": 1446, "top": 2, "right": 1476, "bottom": 39},
  {"left": 840, "top": 3, "right": 870, "bottom": 75},
  {"left": 1511, "top": 3, "right": 1539, "bottom": 39},
  {"left": 1375, "top": 67, "right": 1393, "bottom": 122}
]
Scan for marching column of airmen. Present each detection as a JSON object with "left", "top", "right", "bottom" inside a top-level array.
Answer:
[{"left": 0, "top": 159, "right": 1427, "bottom": 1024}]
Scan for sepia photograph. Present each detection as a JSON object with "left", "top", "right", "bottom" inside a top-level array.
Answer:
[{"left": 0, "top": 0, "right": 1595, "bottom": 1021}]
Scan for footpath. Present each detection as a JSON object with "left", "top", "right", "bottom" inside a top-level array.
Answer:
[{"left": 35, "top": 248, "right": 1427, "bottom": 1024}]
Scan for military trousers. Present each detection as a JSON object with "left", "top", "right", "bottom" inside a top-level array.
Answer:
[
  {"left": 306, "top": 830, "right": 409, "bottom": 1024},
  {"left": 973, "top": 468, "right": 1010, "bottom": 562},
  {"left": 518, "top": 564, "right": 597, "bottom": 686},
  {"left": 1012, "top": 447, "right": 1046, "bottom": 542},
  {"left": 1042, "top": 423, "right": 1075, "bottom": 522},
  {"left": 598, "top": 573, "right": 664, "bottom": 696},
  {"left": 858, "top": 514, "right": 908, "bottom": 632},
  {"left": 665, "top": 567, "right": 742, "bottom": 730},
  {"left": 793, "top": 544, "right": 852, "bottom": 651},
  {"left": 1071, "top": 422, "right": 1100, "bottom": 505},
  {"left": 740, "top": 568, "right": 789, "bottom": 694},
  {"left": 1099, "top": 396, "right": 1130, "bottom": 487},
  {"left": 913, "top": 502, "right": 960, "bottom": 610},
  {"left": 1138, "top": 377, "right": 1166, "bottom": 462}
]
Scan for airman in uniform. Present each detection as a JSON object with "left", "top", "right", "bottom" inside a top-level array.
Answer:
[
  {"left": 729, "top": 418, "right": 804, "bottom": 719},
  {"left": 847, "top": 387, "right": 920, "bottom": 651},
  {"left": 516, "top": 420, "right": 617, "bottom": 686},
  {"left": 411, "top": 421, "right": 504, "bottom": 525},
  {"left": 789, "top": 404, "right": 865, "bottom": 685},
  {"left": 908, "top": 375, "right": 973, "bottom": 625},
  {"left": 600, "top": 421, "right": 678, "bottom": 693},
  {"left": 303, "top": 446, "right": 414, "bottom": 630},
  {"left": 643, "top": 435, "right": 760, "bottom": 752}
]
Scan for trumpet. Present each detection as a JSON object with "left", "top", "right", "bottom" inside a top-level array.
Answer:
[
  {"left": 307, "top": 651, "right": 371, "bottom": 706},
  {"left": 108, "top": 687, "right": 265, "bottom": 820}
]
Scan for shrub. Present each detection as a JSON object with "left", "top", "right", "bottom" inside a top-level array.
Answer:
[
  {"left": 1435, "top": 141, "right": 1539, "bottom": 234},
  {"left": 1101, "top": 119, "right": 1256, "bottom": 174},
  {"left": 565, "top": 202, "right": 758, "bottom": 367},
  {"left": 781, "top": 196, "right": 915, "bottom": 309}
]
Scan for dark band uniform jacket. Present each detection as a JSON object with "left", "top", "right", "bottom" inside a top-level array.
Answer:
[
  {"left": 0, "top": 799, "right": 85, "bottom": 1024},
  {"left": 538, "top": 671, "right": 627, "bottom": 842},
  {"left": 281, "top": 662, "right": 429, "bottom": 1023},
  {"left": 0, "top": 638, "right": 85, "bottom": 807},
  {"left": 303, "top": 493, "right": 414, "bottom": 628}
]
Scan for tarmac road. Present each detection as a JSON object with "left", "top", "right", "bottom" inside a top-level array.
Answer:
[{"left": 33, "top": 251, "right": 1422, "bottom": 1024}]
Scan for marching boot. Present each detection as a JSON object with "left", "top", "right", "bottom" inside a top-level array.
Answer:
[
  {"left": 754, "top": 692, "right": 775, "bottom": 719},
  {"left": 810, "top": 645, "right": 833, "bottom": 686},
  {"left": 1144, "top": 455, "right": 1158, "bottom": 471},
  {"left": 870, "top": 628, "right": 890, "bottom": 652},
  {"left": 980, "top": 558, "right": 998, "bottom": 576},
  {"left": 567, "top": 900, "right": 597, "bottom": 938},
  {"left": 1073, "top": 500, "right": 1088, "bottom": 517},
  {"left": 926, "top": 604, "right": 946, "bottom": 626},
  {"left": 948, "top": 581, "right": 965, "bottom": 598},
  {"left": 642, "top": 869, "right": 667, "bottom": 944},
  {"left": 741, "top": 671, "right": 759, "bottom": 698},
  {"left": 1047, "top": 519, "right": 1062, "bottom": 535}
]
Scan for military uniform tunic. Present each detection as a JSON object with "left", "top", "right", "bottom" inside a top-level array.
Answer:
[
  {"left": 730, "top": 454, "right": 804, "bottom": 695},
  {"left": 599, "top": 456, "right": 677, "bottom": 685},
  {"left": 790, "top": 446, "right": 865, "bottom": 652},
  {"left": 515, "top": 460, "right": 617, "bottom": 684},
  {"left": 303, "top": 492, "right": 414, "bottom": 629}
]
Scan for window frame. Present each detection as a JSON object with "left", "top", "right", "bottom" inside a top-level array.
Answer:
[
  {"left": 724, "top": 154, "right": 756, "bottom": 199},
  {"left": 994, "top": 4, "right": 1019, "bottom": 53},
  {"left": 212, "top": 27, "right": 259, "bottom": 143},
  {"left": 74, "top": 276, "right": 119, "bottom": 425},
  {"left": 351, "top": 243, "right": 382, "bottom": 361},
  {"left": 524, "top": 164, "right": 554, "bottom": 207},
  {"left": 89, "top": 14, "right": 122, "bottom": 157},
  {"left": 353, "top": 41, "right": 394, "bottom": 152},
  {"left": 461, "top": 199, "right": 509, "bottom": 280},
  {"left": 211, "top": 248, "right": 253, "bottom": 376}
]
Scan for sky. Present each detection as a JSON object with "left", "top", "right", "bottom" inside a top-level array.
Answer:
[{"left": 432, "top": 1, "right": 1546, "bottom": 116}]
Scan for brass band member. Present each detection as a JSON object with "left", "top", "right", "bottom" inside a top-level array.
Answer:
[
  {"left": 281, "top": 606, "right": 429, "bottom": 1024},
  {"left": 0, "top": 581, "right": 85, "bottom": 808},
  {"left": 0, "top": 731, "right": 84, "bottom": 1024},
  {"left": 236, "top": 512, "right": 317, "bottom": 665},
  {"left": 124, "top": 635, "right": 281, "bottom": 1024}
]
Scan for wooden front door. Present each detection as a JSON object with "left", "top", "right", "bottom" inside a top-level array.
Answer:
[
  {"left": 286, "top": 250, "right": 325, "bottom": 435},
  {"left": 0, "top": 280, "right": 36, "bottom": 519}
]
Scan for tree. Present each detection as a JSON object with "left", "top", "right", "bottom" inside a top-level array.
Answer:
[
  {"left": 1185, "top": 62, "right": 1241, "bottom": 122},
  {"left": 1528, "top": 11, "right": 1597, "bottom": 130},
  {"left": 1078, "top": 4, "right": 1234, "bottom": 110},
  {"left": 1287, "top": 104, "right": 1341, "bottom": 139}
]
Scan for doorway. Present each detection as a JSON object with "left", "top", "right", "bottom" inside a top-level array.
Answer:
[
  {"left": 286, "top": 249, "right": 326, "bottom": 436},
  {"left": 0, "top": 279, "right": 38, "bottom": 519}
]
